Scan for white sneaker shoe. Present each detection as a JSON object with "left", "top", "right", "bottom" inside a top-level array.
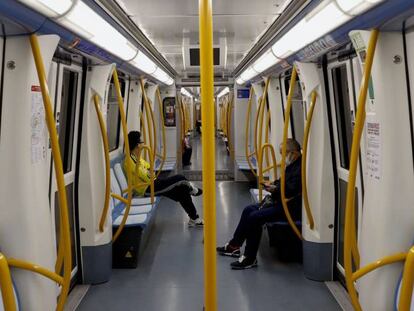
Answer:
[
  {"left": 188, "top": 218, "right": 204, "bottom": 227},
  {"left": 189, "top": 182, "right": 203, "bottom": 196}
]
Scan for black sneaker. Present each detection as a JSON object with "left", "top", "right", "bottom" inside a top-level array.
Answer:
[
  {"left": 216, "top": 243, "right": 241, "bottom": 258},
  {"left": 230, "top": 256, "right": 258, "bottom": 270}
]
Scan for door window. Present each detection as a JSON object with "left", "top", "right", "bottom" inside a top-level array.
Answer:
[
  {"left": 332, "top": 65, "right": 354, "bottom": 170},
  {"left": 58, "top": 69, "right": 78, "bottom": 173}
]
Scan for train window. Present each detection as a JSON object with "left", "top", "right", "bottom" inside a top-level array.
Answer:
[
  {"left": 59, "top": 69, "right": 78, "bottom": 173},
  {"left": 284, "top": 76, "right": 305, "bottom": 145},
  {"left": 332, "top": 65, "right": 353, "bottom": 170},
  {"left": 107, "top": 78, "right": 125, "bottom": 151}
]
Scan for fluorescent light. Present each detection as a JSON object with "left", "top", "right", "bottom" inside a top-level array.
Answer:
[
  {"left": 130, "top": 51, "right": 157, "bottom": 74},
  {"left": 236, "top": 78, "right": 246, "bottom": 85},
  {"left": 59, "top": 2, "right": 138, "bottom": 61},
  {"left": 19, "top": 0, "right": 73, "bottom": 17},
  {"left": 165, "top": 77, "right": 174, "bottom": 86},
  {"left": 240, "top": 67, "right": 258, "bottom": 82},
  {"left": 153, "top": 67, "right": 171, "bottom": 84},
  {"left": 272, "top": 1, "right": 350, "bottom": 58},
  {"left": 253, "top": 50, "right": 279, "bottom": 73},
  {"left": 336, "top": 0, "right": 385, "bottom": 15},
  {"left": 181, "top": 88, "right": 192, "bottom": 98},
  {"left": 217, "top": 87, "right": 230, "bottom": 98}
]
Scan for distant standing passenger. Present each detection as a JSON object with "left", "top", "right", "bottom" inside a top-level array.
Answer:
[
  {"left": 124, "top": 131, "right": 204, "bottom": 227},
  {"left": 217, "top": 139, "right": 302, "bottom": 269}
]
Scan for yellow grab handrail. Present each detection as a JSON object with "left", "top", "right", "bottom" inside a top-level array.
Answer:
[
  {"left": 280, "top": 67, "right": 302, "bottom": 240},
  {"left": 399, "top": 246, "right": 414, "bottom": 310},
  {"left": 258, "top": 143, "right": 278, "bottom": 201},
  {"left": 112, "top": 69, "right": 133, "bottom": 242},
  {"left": 254, "top": 95, "right": 263, "bottom": 166},
  {"left": 7, "top": 258, "right": 64, "bottom": 285},
  {"left": 344, "top": 29, "right": 379, "bottom": 311},
  {"left": 352, "top": 252, "right": 406, "bottom": 282},
  {"left": 135, "top": 145, "right": 155, "bottom": 204},
  {"left": 227, "top": 94, "right": 234, "bottom": 159},
  {"left": 199, "top": 0, "right": 217, "bottom": 309},
  {"left": 244, "top": 86, "right": 257, "bottom": 176},
  {"left": 0, "top": 253, "right": 16, "bottom": 311},
  {"left": 140, "top": 79, "right": 156, "bottom": 161},
  {"left": 301, "top": 90, "right": 317, "bottom": 230},
  {"left": 93, "top": 94, "right": 111, "bottom": 233},
  {"left": 257, "top": 78, "right": 271, "bottom": 169},
  {"left": 155, "top": 87, "right": 167, "bottom": 177},
  {"left": 30, "top": 34, "right": 71, "bottom": 311},
  {"left": 264, "top": 108, "right": 271, "bottom": 169}
]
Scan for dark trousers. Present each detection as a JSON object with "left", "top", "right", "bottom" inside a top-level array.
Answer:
[
  {"left": 229, "top": 203, "right": 286, "bottom": 259},
  {"left": 145, "top": 174, "right": 198, "bottom": 220},
  {"left": 182, "top": 147, "right": 192, "bottom": 166}
]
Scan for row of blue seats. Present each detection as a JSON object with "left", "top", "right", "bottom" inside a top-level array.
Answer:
[
  {"left": 109, "top": 155, "right": 175, "bottom": 268},
  {"left": 236, "top": 157, "right": 257, "bottom": 171}
]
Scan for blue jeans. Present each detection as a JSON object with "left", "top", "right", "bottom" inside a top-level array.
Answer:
[{"left": 229, "top": 203, "right": 286, "bottom": 259}]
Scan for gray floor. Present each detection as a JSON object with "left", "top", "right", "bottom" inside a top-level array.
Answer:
[
  {"left": 183, "top": 134, "right": 230, "bottom": 171},
  {"left": 77, "top": 180, "right": 341, "bottom": 310}
]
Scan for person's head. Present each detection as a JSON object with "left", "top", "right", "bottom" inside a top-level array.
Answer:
[
  {"left": 128, "top": 131, "right": 143, "bottom": 156},
  {"left": 279, "top": 138, "right": 301, "bottom": 165}
]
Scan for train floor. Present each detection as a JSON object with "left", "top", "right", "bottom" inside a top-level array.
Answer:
[
  {"left": 183, "top": 134, "right": 230, "bottom": 172},
  {"left": 77, "top": 137, "right": 341, "bottom": 311}
]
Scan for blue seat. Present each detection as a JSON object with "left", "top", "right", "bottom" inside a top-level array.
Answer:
[
  {"left": 110, "top": 158, "right": 160, "bottom": 268},
  {"left": 154, "top": 158, "right": 176, "bottom": 172},
  {"left": 236, "top": 157, "right": 257, "bottom": 171}
]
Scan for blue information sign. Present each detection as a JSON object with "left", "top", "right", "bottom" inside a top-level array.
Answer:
[{"left": 237, "top": 89, "right": 250, "bottom": 98}]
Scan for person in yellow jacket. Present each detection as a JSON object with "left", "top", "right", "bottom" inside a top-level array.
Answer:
[{"left": 124, "top": 131, "right": 204, "bottom": 227}]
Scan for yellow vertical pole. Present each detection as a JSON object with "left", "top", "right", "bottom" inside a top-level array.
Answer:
[
  {"left": 199, "top": 0, "right": 217, "bottom": 310},
  {"left": 30, "top": 34, "right": 71, "bottom": 311}
]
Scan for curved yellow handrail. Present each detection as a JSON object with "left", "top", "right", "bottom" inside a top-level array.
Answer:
[
  {"left": 7, "top": 258, "right": 64, "bottom": 285},
  {"left": 352, "top": 252, "right": 406, "bottom": 282},
  {"left": 155, "top": 87, "right": 167, "bottom": 177},
  {"left": 93, "top": 94, "right": 111, "bottom": 233},
  {"left": 227, "top": 94, "right": 234, "bottom": 159},
  {"left": 139, "top": 145, "right": 155, "bottom": 204},
  {"left": 344, "top": 29, "right": 379, "bottom": 311},
  {"left": 257, "top": 79, "right": 271, "bottom": 166},
  {"left": 258, "top": 143, "right": 278, "bottom": 201},
  {"left": 254, "top": 95, "right": 263, "bottom": 166},
  {"left": 301, "top": 90, "right": 317, "bottom": 230},
  {"left": 0, "top": 253, "right": 16, "bottom": 311},
  {"left": 112, "top": 69, "right": 133, "bottom": 242},
  {"left": 30, "top": 34, "right": 71, "bottom": 311},
  {"left": 399, "top": 246, "right": 414, "bottom": 310},
  {"left": 244, "top": 86, "right": 257, "bottom": 176},
  {"left": 264, "top": 108, "right": 271, "bottom": 169},
  {"left": 140, "top": 79, "right": 156, "bottom": 161},
  {"left": 280, "top": 67, "right": 302, "bottom": 240}
]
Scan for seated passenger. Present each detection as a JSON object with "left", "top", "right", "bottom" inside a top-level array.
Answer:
[
  {"left": 217, "top": 138, "right": 302, "bottom": 269},
  {"left": 124, "top": 131, "right": 204, "bottom": 227}
]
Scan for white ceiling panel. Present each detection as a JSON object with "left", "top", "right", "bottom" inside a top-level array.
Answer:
[{"left": 116, "top": 0, "right": 292, "bottom": 77}]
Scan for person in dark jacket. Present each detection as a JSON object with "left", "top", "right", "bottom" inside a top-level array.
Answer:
[{"left": 217, "top": 138, "right": 302, "bottom": 269}]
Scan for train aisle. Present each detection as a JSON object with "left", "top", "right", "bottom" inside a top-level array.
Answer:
[
  {"left": 77, "top": 140, "right": 340, "bottom": 311},
  {"left": 183, "top": 134, "right": 230, "bottom": 172}
]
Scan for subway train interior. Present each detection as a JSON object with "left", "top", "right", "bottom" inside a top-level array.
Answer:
[{"left": 1, "top": 0, "right": 414, "bottom": 310}]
